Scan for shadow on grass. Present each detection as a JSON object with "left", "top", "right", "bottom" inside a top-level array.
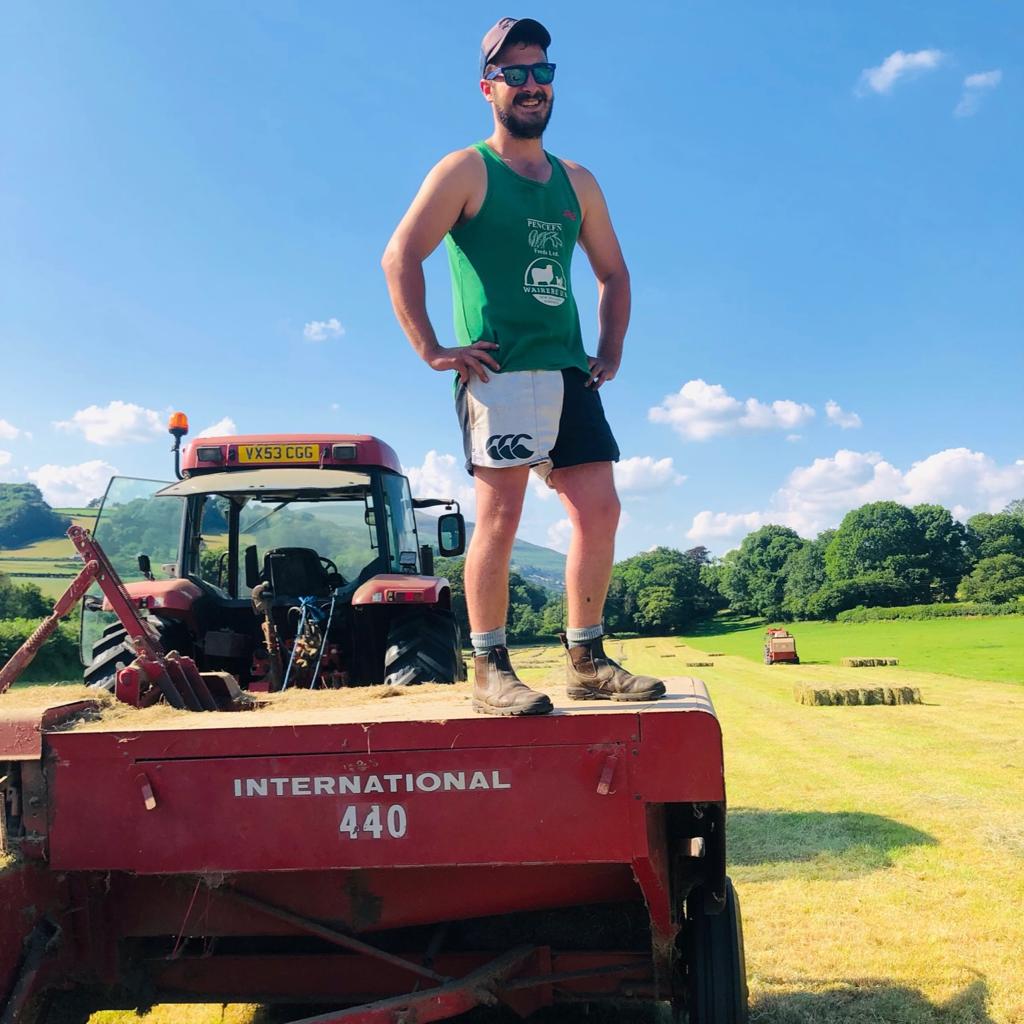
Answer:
[
  {"left": 683, "top": 614, "right": 764, "bottom": 639},
  {"left": 728, "top": 809, "right": 936, "bottom": 880},
  {"left": 750, "top": 978, "right": 993, "bottom": 1023}
]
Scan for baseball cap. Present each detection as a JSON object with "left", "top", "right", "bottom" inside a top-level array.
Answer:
[{"left": 479, "top": 17, "right": 552, "bottom": 76}]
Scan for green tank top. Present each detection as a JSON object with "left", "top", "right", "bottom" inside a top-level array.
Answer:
[{"left": 445, "top": 141, "right": 590, "bottom": 375}]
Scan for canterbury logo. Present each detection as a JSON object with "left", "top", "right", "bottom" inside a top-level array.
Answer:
[{"left": 486, "top": 433, "right": 535, "bottom": 460}]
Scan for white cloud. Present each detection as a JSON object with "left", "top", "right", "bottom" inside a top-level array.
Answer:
[
  {"left": 29, "top": 460, "right": 118, "bottom": 507},
  {"left": 0, "top": 450, "right": 12, "bottom": 467},
  {"left": 303, "top": 317, "right": 345, "bottom": 342},
  {"left": 403, "top": 450, "right": 476, "bottom": 518},
  {"left": 857, "top": 49, "right": 945, "bottom": 96},
  {"left": 547, "top": 517, "right": 573, "bottom": 553},
  {"left": 686, "top": 447, "right": 1024, "bottom": 547},
  {"left": 196, "top": 417, "right": 237, "bottom": 438},
  {"left": 786, "top": 434, "right": 803, "bottom": 443},
  {"left": 0, "top": 419, "right": 21, "bottom": 441},
  {"left": 648, "top": 379, "right": 815, "bottom": 441},
  {"left": 825, "top": 400, "right": 863, "bottom": 429},
  {"left": 688, "top": 510, "right": 769, "bottom": 541},
  {"left": 964, "top": 70, "right": 1002, "bottom": 90},
  {"left": 954, "top": 69, "right": 1002, "bottom": 117},
  {"left": 614, "top": 456, "right": 686, "bottom": 492},
  {"left": 55, "top": 401, "right": 164, "bottom": 445}
]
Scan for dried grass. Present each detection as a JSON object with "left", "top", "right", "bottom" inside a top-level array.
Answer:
[
  {"left": 0, "top": 684, "right": 109, "bottom": 710},
  {"left": 686, "top": 661, "right": 714, "bottom": 667},
  {"left": 794, "top": 683, "right": 922, "bottom": 706}
]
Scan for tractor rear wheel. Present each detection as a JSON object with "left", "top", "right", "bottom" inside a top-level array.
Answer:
[
  {"left": 677, "top": 877, "right": 748, "bottom": 1023},
  {"left": 383, "top": 608, "right": 465, "bottom": 686},
  {"left": 83, "top": 617, "right": 186, "bottom": 690}
]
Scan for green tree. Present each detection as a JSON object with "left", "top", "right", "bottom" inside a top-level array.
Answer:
[
  {"left": 911, "top": 504, "right": 970, "bottom": 600},
  {"left": 0, "top": 575, "right": 50, "bottom": 619},
  {"left": 966, "top": 513, "right": 1024, "bottom": 561},
  {"left": 825, "top": 502, "right": 930, "bottom": 607},
  {"left": 0, "top": 484, "right": 71, "bottom": 548},
  {"left": 612, "top": 546, "right": 713, "bottom": 633},
  {"left": 721, "top": 526, "right": 805, "bottom": 619},
  {"left": 781, "top": 530, "right": 835, "bottom": 619},
  {"left": 696, "top": 561, "right": 729, "bottom": 617},
  {"left": 958, "top": 554, "right": 1024, "bottom": 604}
]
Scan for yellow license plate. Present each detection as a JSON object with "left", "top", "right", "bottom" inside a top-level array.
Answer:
[{"left": 237, "top": 443, "right": 320, "bottom": 464}]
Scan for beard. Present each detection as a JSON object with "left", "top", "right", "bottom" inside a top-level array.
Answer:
[{"left": 496, "top": 92, "right": 554, "bottom": 139}]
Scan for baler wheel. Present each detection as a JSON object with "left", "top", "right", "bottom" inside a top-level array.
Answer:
[
  {"left": 679, "top": 877, "right": 748, "bottom": 1023},
  {"left": 383, "top": 608, "right": 465, "bottom": 686}
]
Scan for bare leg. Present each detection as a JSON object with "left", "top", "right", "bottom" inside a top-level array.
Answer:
[
  {"left": 464, "top": 465, "right": 531, "bottom": 633},
  {"left": 550, "top": 462, "right": 620, "bottom": 628}
]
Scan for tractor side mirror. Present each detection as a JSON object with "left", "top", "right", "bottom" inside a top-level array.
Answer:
[
  {"left": 137, "top": 553, "right": 154, "bottom": 580},
  {"left": 244, "top": 545, "right": 261, "bottom": 589},
  {"left": 437, "top": 513, "right": 466, "bottom": 557}
]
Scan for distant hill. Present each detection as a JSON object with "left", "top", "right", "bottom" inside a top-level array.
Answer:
[
  {"left": 414, "top": 511, "right": 566, "bottom": 591},
  {"left": 0, "top": 484, "right": 71, "bottom": 549}
]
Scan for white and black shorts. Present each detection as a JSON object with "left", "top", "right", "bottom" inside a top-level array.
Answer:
[{"left": 455, "top": 368, "right": 620, "bottom": 482}]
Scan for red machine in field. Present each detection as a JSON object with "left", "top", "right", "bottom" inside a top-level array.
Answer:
[
  {"left": 0, "top": 417, "right": 748, "bottom": 1023},
  {"left": 763, "top": 629, "right": 799, "bottom": 666}
]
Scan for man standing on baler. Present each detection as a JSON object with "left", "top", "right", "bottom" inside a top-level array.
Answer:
[{"left": 383, "top": 17, "right": 664, "bottom": 716}]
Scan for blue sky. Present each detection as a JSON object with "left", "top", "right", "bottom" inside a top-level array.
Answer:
[{"left": 2, "top": 1, "right": 1022, "bottom": 557}]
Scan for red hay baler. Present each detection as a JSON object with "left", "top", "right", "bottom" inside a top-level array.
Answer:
[
  {"left": 0, "top": 684, "right": 746, "bottom": 1023},
  {"left": 0, "top": 418, "right": 748, "bottom": 1023}
]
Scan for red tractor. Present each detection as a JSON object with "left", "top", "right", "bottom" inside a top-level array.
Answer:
[
  {"left": 80, "top": 415, "right": 468, "bottom": 696},
  {"left": 0, "top": 417, "right": 749, "bottom": 1024},
  {"left": 763, "top": 629, "right": 799, "bottom": 666}
]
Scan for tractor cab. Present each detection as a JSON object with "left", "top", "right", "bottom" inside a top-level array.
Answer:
[{"left": 81, "top": 416, "right": 467, "bottom": 691}]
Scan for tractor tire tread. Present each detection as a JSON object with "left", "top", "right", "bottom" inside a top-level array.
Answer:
[{"left": 383, "top": 608, "right": 465, "bottom": 686}]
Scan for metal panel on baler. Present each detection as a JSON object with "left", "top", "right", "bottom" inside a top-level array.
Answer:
[{"left": 48, "top": 741, "right": 640, "bottom": 872}]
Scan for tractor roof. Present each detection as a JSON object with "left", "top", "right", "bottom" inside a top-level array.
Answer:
[
  {"left": 180, "top": 434, "right": 402, "bottom": 476},
  {"left": 156, "top": 468, "right": 369, "bottom": 498}
]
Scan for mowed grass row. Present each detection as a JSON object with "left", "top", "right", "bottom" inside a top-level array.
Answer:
[
  {"left": 610, "top": 638, "right": 1024, "bottom": 1023},
  {"left": 682, "top": 614, "right": 1024, "bottom": 685}
]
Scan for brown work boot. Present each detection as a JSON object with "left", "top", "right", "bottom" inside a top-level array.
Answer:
[
  {"left": 472, "top": 646, "right": 553, "bottom": 716},
  {"left": 560, "top": 634, "right": 667, "bottom": 702}
]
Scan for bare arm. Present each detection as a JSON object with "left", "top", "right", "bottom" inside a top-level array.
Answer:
[
  {"left": 381, "top": 151, "right": 500, "bottom": 384},
  {"left": 564, "top": 162, "right": 631, "bottom": 389}
]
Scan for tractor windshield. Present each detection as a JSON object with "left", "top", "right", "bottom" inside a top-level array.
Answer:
[
  {"left": 79, "top": 476, "right": 185, "bottom": 662},
  {"left": 183, "top": 470, "right": 420, "bottom": 597}
]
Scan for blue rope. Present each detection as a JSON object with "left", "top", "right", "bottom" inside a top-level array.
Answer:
[
  {"left": 310, "top": 592, "right": 337, "bottom": 689},
  {"left": 282, "top": 596, "right": 333, "bottom": 690}
]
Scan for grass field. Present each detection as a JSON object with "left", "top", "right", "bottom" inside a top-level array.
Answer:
[
  {"left": 682, "top": 613, "right": 1024, "bottom": 685},
  {"left": 0, "top": 511, "right": 97, "bottom": 597},
  {"left": 15, "top": 629, "right": 1015, "bottom": 1024}
]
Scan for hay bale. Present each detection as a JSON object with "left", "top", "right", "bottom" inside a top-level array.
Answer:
[
  {"left": 707, "top": 652, "right": 726, "bottom": 657},
  {"left": 794, "top": 682, "right": 922, "bottom": 707},
  {"left": 685, "top": 661, "right": 713, "bottom": 667},
  {"left": 841, "top": 657, "right": 899, "bottom": 668}
]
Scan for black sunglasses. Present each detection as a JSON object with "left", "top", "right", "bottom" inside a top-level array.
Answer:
[{"left": 485, "top": 62, "right": 556, "bottom": 87}]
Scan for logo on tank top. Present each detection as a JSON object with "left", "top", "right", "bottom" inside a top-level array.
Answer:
[
  {"left": 524, "top": 218, "right": 568, "bottom": 307},
  {"left": 527, "top": 217, "right": 564, "bottom": 254},
  {"left": 524, "top": 258, "right": 567, "bottom": 307}
]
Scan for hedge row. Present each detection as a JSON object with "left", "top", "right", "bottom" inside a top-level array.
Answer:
[
  {"left": 0, "top": 618, "right": 81, "bottom": 682},
  {"left": 836, "top": 601, "right": 1024, "bottom": 623}
]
